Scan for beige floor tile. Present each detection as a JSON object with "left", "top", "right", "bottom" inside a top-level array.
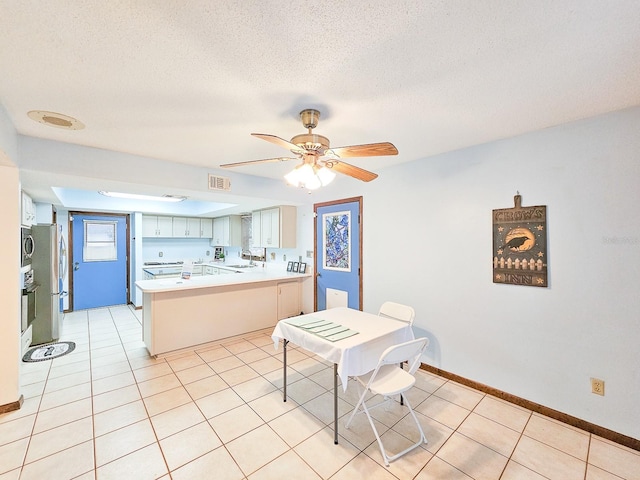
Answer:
[
  {"left": 226, "top": 424, "right": 289, "bottom": 476},
  {"left": 435, "top": 432, "right": 509, "bottom": 480},
  {"left": 236, "top": 347, "right": 270, "bottom": 364},
  {"left": 92, "top": 384, "right": 141, "bottom": 414},
  {"left": 291, "top": 357, "right": 327, "bottom": 378},
  {"left": 302, "top": 391, "right": 353, "bottom": 426},
  {"left": 262, "top": 365, "right": 304, "bottom": 388},
  {"left": 0, "top": 415, "right": 36, "bottom": 446},
  {"left": 0, "top": 397, "right": 39, "bottom": 425},
  {"left": 269, "top": 406, "right": 326, "bottom": 447},
  {"left": 90, "top": 351, "right": 128, "bottom": 368},
  {"left": 231, "top": 376, "right": 277, "bottom": 403},
  {"left": 363, "top": 429, "right": 432, "bottom": 476},
  {"left": 0, "top": 467, "right": 20, "bottom": 479},
  {"left": 174, "top": 363, "right": 215, "bottom": 385},
  {"left": 208, "top": 404, "right": 265, "bottom": 443},
  {"left": 433, "top": 381, "right": 485, "bottom": 410},
  {"left": 197, "top": 345, "right": 232, "bottom": 363},
  {"left": 143, "top": 386, "right": 192, "bottom": 416},
  {"left": 285, "top": 377, "right": 327, "bottom": 405},
  {"left": 242, "top": 356, "right": 282, "bottom": 375},
  {"left": 19, "top": 440, "right": 94, "bottom": 480},
  {"left": 183, "top": 373, "right": 228, "bottom": 400},
  {"left": 94, "top": 419, "right": 156, "bottom": 466},
  {"left": 94, "top": 400, "right": 148, "bottom": 437},
  {"left": 248, "top": 390, "right": 298, "bottom": 423},
  {"left": 32, "top": 397, "right": 92, "bottom": 434},
  {"left": 0, "top": 438, "right": 29, "bottom": 475},
  {"left": 330, "top": 452, "right": 398, "bottom": 480},
  {"left": 249, "top": 449, "right": 322, "bottom": 480},
  {"left": 91, "top": 360, "right": 131, "bottom": 380},
  {"left": 294, "top": 426, "right": 359, "bottom": 478},
  {"left": 222, "top": 339, "right": 257, "bottom": 355},
  {"left": 133, "top": 362, "right": 174, "bottom": 382},
  {"left": 19, "top": 381, "right": 46, "bottom": 399},
  {"left": 43, "top": 370, "right": 91, "bottom": 394},
  {"left": 170, "top": 446, "right": 244, "bottom": 480},
  {"left": 473, "top": 394, "right": 531, "bottom": 432},
  {"left": 585, "top": 463, "right": 631, "bottom": 480},
  {"left": 96, "top": 443, "right": 168, "bottom": 480},
  {"left": 338, "top": 410, "right": 388, "bottom": 451},
  {"left": 502, "top": 459, "right": 557, "bottom": 479},
  {"left": 219, "top": 364, "right": 260, "bottom": 386},
  {"left": 166, "top": 353, "right": 206, "bottom": 372},
  {"left": 414, "top": 456, "right": 473, "bottom": 479},
  {"left": 207, "top": 355, "right": 244, "bottom": 374},
  {"left": 415, "top": 394, "right": 471, "bottom": 430},
  {"left": 25, "top": 416, "right": 93, "bottom": 463},
  {"left": 457, "top": 412, "right": 521, "bottom": 457},
  {"left": 159, "top": 421, "right": 222, "bottom": 471},
  {"left": 511, "top": 435, "right": 587, "bottom": 480},
  {"left": 413, "top": 370, "right": 448, "bottom": 393},
  {"left": 137, "top": 373, "right": 182, "bottom": 397},
  {"left": 525, "top": 414, "right": 590, "bottom": 460},
  {"left": 588, "top": 436, "right": 640, "bottom": 480},
  {"left": 47, "top": 359, "right": 90, "bottom": 379},
  {"left": 150, "top": 402, "right": 206, "bottom": 439},
  {"left": 196, "top": 388, "right": 245, "bottom": 419},
  {"left": 39, "top": 382, "right": 91, "bottom": 411},
  {"left": 91, "top": 370, "right": 135, "bottom": 396}
]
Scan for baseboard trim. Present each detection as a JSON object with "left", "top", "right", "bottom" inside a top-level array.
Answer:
[
  {"left": 0, "top": 395, "right": 24, "bottom": 415},
  {"left": 420, "top": 364, "right": 639, "bottom": 452}
]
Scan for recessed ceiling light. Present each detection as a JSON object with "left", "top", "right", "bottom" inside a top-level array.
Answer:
[
  {"left": 99, "top": 191, "right": 187, "bottom": 202},
  {"left": 27, "top": 110, "right": 85, "bottom": 130}
]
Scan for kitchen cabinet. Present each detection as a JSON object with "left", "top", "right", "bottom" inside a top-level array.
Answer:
[
  {"left": 172, "top": 217, "right": 202, "bottom": 238},
  {"left": 142, "top": 215, "right": 173, "bottom": 237},
  {"left": 21, "top": 191, "right": 36, "bottom": 226},
  {"left": 211, "top": 215, "right": 241, "bottom": 246},
  {"left": 252, "top": 206, "right": 296, "bottom": 248},
  {"left": 277, "top": 281, "right": 301, "bottom": 320},
  {"left": 200, "top": 218, "right": 213, "bottom": 238}
]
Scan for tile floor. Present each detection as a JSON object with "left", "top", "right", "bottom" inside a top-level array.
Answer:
[{"left": 1, "top": 305, "right": 639, "bottom": 480}]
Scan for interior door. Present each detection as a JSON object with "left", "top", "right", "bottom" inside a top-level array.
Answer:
[
  {"left": 315, "top": 197, "right": 362, "bottom": 311},
  {"left": 70, "top": 212, "right": 129, "bottom": 310}
]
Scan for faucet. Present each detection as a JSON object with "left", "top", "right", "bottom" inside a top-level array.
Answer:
[{"left": 242, "top": 249, "right": 255, "bottom": 266}]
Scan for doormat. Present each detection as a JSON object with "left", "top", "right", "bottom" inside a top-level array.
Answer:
[{"left": 22, "top": 342, "right": 76, "bottom": 363}]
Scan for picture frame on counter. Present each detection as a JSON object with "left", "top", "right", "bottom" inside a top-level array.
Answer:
[
  {"left": 299, "top": 262, "right": 307, "bottom": 273},
  {"left": 286, "top": 261, "right": 293, "bottom": 272},
  {"left": 292, "top": 262, "right": 299, "bottom": 273}
]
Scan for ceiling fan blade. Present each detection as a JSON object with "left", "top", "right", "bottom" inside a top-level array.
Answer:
[
  {"left": 327, "top": 160, "right": 378, "bottom": 182},
  {"left": 252, "top": 133, "right": 305, "bottom": 153},
  {"left": 327, "top": 142, "right": 398, "bottom": 158},
  {"left": 220, "top": 157, "right": 296, "bottom": 168}
]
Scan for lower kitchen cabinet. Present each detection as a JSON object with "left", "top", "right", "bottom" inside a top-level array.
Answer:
[{"left": 277, "top": 281, "right": 301, "bottom": 320}]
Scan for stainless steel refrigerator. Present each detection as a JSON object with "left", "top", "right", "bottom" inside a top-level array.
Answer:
[{"left": 31, "top": 224, "right": 60, "bottom": 345}]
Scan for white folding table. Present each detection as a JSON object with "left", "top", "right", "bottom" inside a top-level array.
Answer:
[{"left": 271, "top": 307, "right": 414, "bottom": 444}]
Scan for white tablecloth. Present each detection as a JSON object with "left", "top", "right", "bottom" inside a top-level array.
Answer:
[{"left": 272, "top": 307, "right": 414, "bottom": 390}]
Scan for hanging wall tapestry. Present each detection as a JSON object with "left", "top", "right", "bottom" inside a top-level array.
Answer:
[
  {"left": 492, "top": 193, "right": 547, "bottom": 287},
  {"left": 323, "top": 210, "right": 351, "bottom": 272}
]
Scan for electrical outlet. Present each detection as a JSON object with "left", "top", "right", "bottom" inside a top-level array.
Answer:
[
  {"left": 591, "top": 378, "right": 605, "bottom": 396},
  {"left": 159, "top": 251, "right": 163, "bottom": 257},
  {"left": 306, "top": 250, "right": 313, "bottom": 258}
]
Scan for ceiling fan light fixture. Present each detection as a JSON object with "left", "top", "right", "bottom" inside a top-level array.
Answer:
[{"left": 284, "top": 162, "right": 335, "bottom": 190}]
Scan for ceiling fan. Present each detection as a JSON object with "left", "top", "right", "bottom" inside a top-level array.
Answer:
[{"left": 220, "top": 109, "right": 398, "bottom": 188}]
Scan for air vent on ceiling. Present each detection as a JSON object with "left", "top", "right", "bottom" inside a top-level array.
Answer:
[{"left": 208, "top": 174, "right": 231, "bottom": 191}]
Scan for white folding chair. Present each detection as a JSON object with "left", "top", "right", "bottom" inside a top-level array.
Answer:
[
  {"left": 378, "top": 301, "right": 416, "bottom": 326},
  {"left": 345, "top": 337, "right": 429, "bottom": 466}
]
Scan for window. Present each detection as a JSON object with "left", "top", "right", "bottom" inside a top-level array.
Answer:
[{"left": 83, "top": 220, "right": 117, "bottom": 262}]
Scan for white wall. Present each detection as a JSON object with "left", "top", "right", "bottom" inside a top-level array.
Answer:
[
  {"left": 345, "top": 107, "right": 639, "bottom": 439},
  {"left": 0, "top": 104, "right": 21, "bottom": 407}
]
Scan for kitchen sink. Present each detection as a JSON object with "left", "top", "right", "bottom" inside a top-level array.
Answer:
[{"left": 225, "top": 264, "right": 256, "bottom": 269}]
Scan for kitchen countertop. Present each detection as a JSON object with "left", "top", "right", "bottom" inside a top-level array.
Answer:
[{"left": 136, "top": 264, "right": 311, "bottom": 293}]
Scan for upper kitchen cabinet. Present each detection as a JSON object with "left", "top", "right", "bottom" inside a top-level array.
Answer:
[
  {"left": 142, "top": 215, "right": 173, "bottom": 237},
  {"left": 172, "top": 217, "right": 202, "bottom": 238},
  {"left": 211, "top": 215, "right": 241, "bottom": 246},
  {"left": 21, "top": 191, "right": 36, "bottom": 226},
  {"left": 200, "top": 218, "right": 213, "bottom": 238},
  {"left": 252, "top": 206, "right": 296, "bottom": 248}
]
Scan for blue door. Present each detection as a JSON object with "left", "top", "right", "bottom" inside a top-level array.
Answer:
[
  {"left": 71, "top": 213, "right": 128, "bottom": 310},
  {"left": 315, "top": 197, "right": 362, "bottom": 311}
]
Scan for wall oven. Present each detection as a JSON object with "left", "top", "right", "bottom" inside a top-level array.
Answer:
[{"left": 22, "top": 227, "right": 35, "bottom": 268}]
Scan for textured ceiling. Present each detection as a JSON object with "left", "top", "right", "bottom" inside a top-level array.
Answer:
[{"left": 1, "top": 1, "right": 640, "bottom": 189}]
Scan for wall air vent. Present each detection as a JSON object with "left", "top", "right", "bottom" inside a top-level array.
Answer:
[{"left": 208, "top": 174, "right": 231, "bottom": 191}]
